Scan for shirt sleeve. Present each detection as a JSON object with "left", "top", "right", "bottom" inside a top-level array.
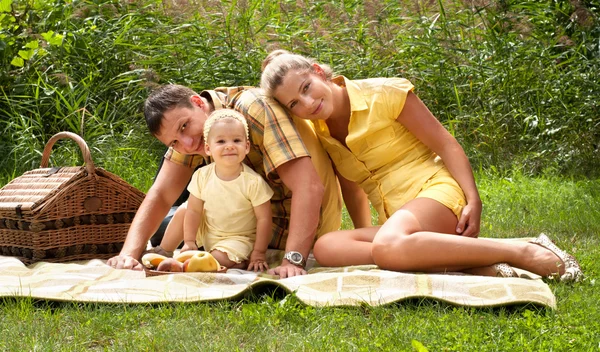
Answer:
[
  {"left": 230, "top": 89, "right": 310, "bottom": 177},
  {"left": 186, "top": 168, "right": 204, "bottom": 200},
  {"left": 382, "top": 78, "right": 415, "bottom": 121},
  {"left": 248, "top": 174, "right": 274, "bottom": 207},
  {"left": 163, "top": 147, "right": 207, "bottom": 169}
]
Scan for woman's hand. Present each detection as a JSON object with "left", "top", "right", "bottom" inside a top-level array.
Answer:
[{"left": 456, "top": 199, "right": 482, "bottom": 238}]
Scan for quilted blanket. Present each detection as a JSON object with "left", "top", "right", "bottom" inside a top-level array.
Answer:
[{"left": 0, "top": 239, "right": 556, "bottom": 309}]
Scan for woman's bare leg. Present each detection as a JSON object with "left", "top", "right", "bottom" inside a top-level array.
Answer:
[
  {"left": 371, "top": 198, "right": 566, "bottom": 277},
  {"left": 313, "top": 226, "right": 380, "bottom": 266}
]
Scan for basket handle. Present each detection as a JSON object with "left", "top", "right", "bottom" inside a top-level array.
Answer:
[{"left": 40, "top": 132, "right": 95, "bottom": 176}]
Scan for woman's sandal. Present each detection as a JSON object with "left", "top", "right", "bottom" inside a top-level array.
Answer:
[
  {"left": 493, "top": 263, "right": 518, "bottom": 278},
  {"left": 529, "top": 233, "right": 583, "bottom": 283}
]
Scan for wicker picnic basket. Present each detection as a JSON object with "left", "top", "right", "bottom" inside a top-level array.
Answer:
[{"left": 0, "top": 132, "right": 145, "bottom": 264}]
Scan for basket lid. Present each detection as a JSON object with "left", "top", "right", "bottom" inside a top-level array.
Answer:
[
  {"left": 0, "top": 132, "right": 95, "bottom": 216},
  {"left": 0, "top": 166, "right": 86, "bottom": 215}
]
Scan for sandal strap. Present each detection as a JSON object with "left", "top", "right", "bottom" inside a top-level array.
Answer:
[
  {"left": 530, "top": 233, "right": 583, "bottom": 283},
  {"left": 493, "top": 263, "right": 517, "bottom": 278}
]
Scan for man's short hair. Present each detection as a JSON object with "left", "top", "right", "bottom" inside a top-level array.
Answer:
[{"left": 144, "top": 84, "right": 198, "bottom": 135}]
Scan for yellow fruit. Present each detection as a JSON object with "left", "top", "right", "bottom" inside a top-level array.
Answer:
[
  {"left": 174, "top": 250, "right": 205, "bottom": 263},
  {"left": 182, "top": 251, "right": 221, "bottom": 272},
  {"left": 141, "top": 253, "right": 167, "bottom": 269}
]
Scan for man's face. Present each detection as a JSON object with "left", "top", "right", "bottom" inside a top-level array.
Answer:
[{"left": 155, "top": 96, "right": 211, "bottom": 156}]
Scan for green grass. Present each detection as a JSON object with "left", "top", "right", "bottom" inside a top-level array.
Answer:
[{"left": 1, "top": 173, "right": 599, "bottom": 351}]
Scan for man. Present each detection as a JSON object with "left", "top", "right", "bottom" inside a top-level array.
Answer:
[{"left": 106, "top": 84, "right": 342, "bottom": 278}]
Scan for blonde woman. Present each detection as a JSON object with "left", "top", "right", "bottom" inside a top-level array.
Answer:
[{"left": 260, "top": 50, "right": 582, "bottom": 281}]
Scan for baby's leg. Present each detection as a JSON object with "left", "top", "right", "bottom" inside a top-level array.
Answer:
[
  {"left": 210, "top": 250, "right": 247, "bottom": 269},
  {"left": 158, "top": 204, "right": 187, "bottom": 252}
]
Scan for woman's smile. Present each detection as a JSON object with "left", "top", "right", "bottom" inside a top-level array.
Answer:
[{"left": 312, "top": 99, "right": 323, "bottom": 115}]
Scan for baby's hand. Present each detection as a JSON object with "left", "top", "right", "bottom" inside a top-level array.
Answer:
[
  {"left": 247, "top": 252, "right": 269, "bottom": 272},
  {"left": 181, "top": 242, "right": 198, "bottom": 253}
]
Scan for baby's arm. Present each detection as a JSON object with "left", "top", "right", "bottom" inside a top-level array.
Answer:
[
  {"left": 247, "top": 200, "right": 273, "bottom": 272},
  {"left": 182, "top": 194, "right": 203, "bottom": 252}
]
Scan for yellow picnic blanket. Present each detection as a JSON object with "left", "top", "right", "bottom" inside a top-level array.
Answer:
[{"left": 0, "top": 239, "right": 556, "bottom": 309}]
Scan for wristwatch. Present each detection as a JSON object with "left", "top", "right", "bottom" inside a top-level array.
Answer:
[{"left": 283, "top": 251, "right": 306, "bottom": 267}]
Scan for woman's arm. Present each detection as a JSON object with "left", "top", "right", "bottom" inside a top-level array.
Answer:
[{"left": 396, "top": 91, "right": 481, "bottom": 237}]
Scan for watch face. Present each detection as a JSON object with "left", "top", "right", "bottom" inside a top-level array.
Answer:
[{"left": 291, "top": 252, "right": 302, "bottom": 263}]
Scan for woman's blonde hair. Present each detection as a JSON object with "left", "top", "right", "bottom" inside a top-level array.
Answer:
[
  {"left": 260, "top": 50, "right": 333, "bottom": 97},
  {"left": 203, "top": 109, "right": 249, "bottom": 142}
]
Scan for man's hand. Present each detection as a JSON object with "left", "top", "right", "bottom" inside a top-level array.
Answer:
[
  {"left": 106, "top": 254, "right": 144, "bottom": 271},
  {"left": 267, "top": 261, "right": 307, "bottom": 278}
]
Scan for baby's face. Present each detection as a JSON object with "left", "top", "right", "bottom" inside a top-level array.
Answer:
[{"left": 205, "top": 119, "right": 249, "bottom": 165}]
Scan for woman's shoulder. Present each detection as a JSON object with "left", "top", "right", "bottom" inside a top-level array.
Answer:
[
  {"left": 352, "top": 77, "right": 413, "bottom": 91},
  {"left": 347, "top": 78, "right": 414, "bottom": 104}
]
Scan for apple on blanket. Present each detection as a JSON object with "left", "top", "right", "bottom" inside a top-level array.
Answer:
[{"left": 142, "top": 250, "right": 226, "bottom": 273}]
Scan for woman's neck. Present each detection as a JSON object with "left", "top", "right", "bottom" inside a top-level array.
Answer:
[
  {"left": 214, "top": 163, "right": 243, "bottom": 181},
  {"left": 329, "top": 81, "right": 350, "bottom": 121},
  {"left": 325, "top": 81, "right": 351, "bottom": 145}
]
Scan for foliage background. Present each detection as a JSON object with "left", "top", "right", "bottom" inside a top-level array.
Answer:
[{"left": 1, "top": 0, "right": 599, "bottom": 190}]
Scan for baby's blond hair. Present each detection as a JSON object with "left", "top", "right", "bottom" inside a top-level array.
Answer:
[{"left": 203, "top": 109, "right": 249, "bottom": 142}]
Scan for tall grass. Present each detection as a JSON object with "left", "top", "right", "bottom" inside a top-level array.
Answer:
[{"left": 0, "top": 0, "right": 598, "bottom": 186}]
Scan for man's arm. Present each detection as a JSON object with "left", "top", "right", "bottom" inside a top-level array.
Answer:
[
  {"left": 107, "top": 159, "right": 194, "bottom": 269},
  {"left": 270, "top": 156, "right": 324, "bottom": 278}
]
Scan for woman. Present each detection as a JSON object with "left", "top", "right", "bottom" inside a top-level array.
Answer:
[{"left": 259, "top": 50, "right": 582, "bottom": 281}]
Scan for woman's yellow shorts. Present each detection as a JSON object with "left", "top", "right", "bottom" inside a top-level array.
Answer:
[{"left": 415, "top": 167, "right": 466, "bottom": 219}]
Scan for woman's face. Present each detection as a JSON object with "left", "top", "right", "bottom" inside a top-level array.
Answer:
[{"left": 273, "top": 69, "right": 333, "bottom": 121}]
